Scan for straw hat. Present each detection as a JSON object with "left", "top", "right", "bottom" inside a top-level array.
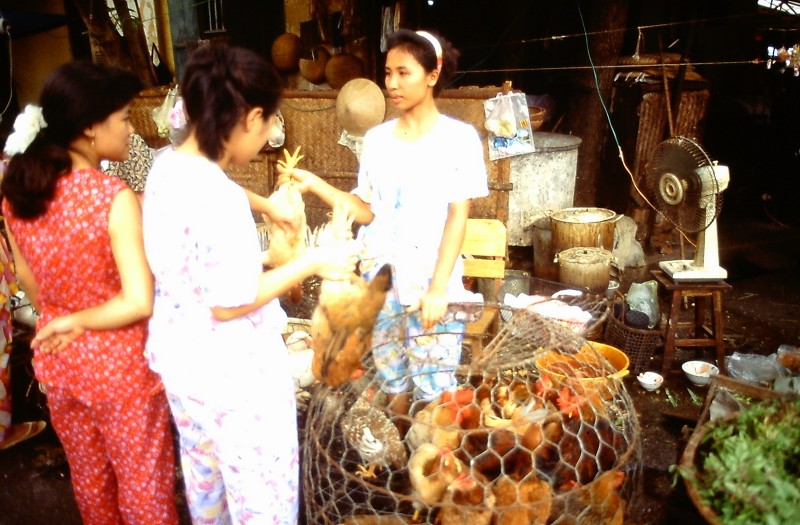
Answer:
[{"left": 335, "top": 78, "right": 386, "bottom": 137}]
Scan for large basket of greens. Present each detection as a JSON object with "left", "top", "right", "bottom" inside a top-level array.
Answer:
[{"left": 678, "top": 398, "right": 800, "bottom": 525}]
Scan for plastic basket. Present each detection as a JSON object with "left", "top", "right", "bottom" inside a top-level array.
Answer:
[{"left": 604, "top": 291, "right": 661, "bottom": 374}]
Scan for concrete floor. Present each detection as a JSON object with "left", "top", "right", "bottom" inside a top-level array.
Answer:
[{"left": 0, "top": 210, "right": 798, "bottom": 525}]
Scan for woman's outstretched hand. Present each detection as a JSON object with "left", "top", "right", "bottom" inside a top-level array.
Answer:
[{"left": 275, "top": 166, "right": 319, "bottom": 194}]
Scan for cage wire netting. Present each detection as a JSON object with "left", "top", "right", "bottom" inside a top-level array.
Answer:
[{"left": 300, "top": 302, "right": 642, "bottom": 525}]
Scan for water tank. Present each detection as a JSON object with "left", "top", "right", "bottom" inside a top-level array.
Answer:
[{"left": 507, "top": 132, "right": 581, "bottom": 246}]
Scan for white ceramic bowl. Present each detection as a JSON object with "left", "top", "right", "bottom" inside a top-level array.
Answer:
[
  {"left": 681, "top": 360, "right": 719, "bottom": 386},
  {"left": 284, "top": 330, "right": 316, "bottom": 388},
  {"left": 637, "top": 371, "right": 664, "bottom": 391}
]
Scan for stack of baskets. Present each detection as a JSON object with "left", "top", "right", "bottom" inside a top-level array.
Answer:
[{"left": 604, "top": 291, "right": 661, "bottom": 374}]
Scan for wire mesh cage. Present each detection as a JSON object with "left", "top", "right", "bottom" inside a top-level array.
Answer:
[{"left": 301, "top": 303, "right": 641, "bottom": 525}]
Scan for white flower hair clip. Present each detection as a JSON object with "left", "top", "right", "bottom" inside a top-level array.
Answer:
[
  {"left": 4, "top": 105, "right": 47, "bottom": 156},
  {"left": 167, "top": 97, "right": 186, "bottom": 131},
  {"left": 166, "top": 96, "right": 189, "bottom": 145}
]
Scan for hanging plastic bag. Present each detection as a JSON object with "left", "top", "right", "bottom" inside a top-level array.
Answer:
[
  {"left": 626, "top": 280, "right": 660, "bottom": 329},
  {"left": 151, "top": 86, "right": 179, "bottom": 138},
  {"left": 269, "top": 110, "right": 286, "bottom": 149},
  {"left": 483, "top": 91, "right": 536, "bottom": 161}
]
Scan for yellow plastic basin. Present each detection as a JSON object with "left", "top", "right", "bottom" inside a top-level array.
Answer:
[{"left": 535, "top": 341, "right": 630, "bottom": 383}]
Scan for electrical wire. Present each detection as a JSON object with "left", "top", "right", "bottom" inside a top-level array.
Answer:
[
  {"left": 574, "top": 1, "right": 651, "bottom": 209},
  {"left": 458, "top": 58, "right": 767, "bottom": 75},
  {"left": 574, "top": 0, "right": 695, "bottom": 248}
]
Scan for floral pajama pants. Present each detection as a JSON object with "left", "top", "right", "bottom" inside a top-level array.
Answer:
[
  {"left": 167, "top": 392, "right": 299, "bottom": 525},
  {"left": 47, "top": 387, "right": 179, "bottom": 525},
  {"left": 362, "top": 262, "right": 469, "bottom": 402}
]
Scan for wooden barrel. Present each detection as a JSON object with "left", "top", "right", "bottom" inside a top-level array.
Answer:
[
  {"left": 550, "top": 207, "right": 618, "bottom": 255},
  {"left": 556, "top": 247, "right": 613, "bottom": 293}
]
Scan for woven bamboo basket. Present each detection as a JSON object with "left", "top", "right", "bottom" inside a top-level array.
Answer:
[
  {"left": 604, "top": 291, "right": 661, "bottom": 374},
  {"left": 130, "top": 85, "right": 174, "bottom": 149}
]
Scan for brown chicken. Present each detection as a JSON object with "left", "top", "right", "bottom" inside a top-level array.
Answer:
[
  {"left": 536, "top": 413, "right": 623, "bottom": 490},
  {"left": 458, "top": 427, "right": 522, "bottom": 481},
  {"left": 340, "top": 386, "right": 408, "bottom": 479},
  {"left": 309, "top": 203, "right": 393, "bottom": 387},
  {"left": 408, "top": 442, "right": 467, "bottom": 515},
  {"left": 438, "top": 470, "right": 495, "bottom": 525},
  {"left": 406, "top": 388, "right": 479, "bottom": 451},
  {"left": 553, "top": 469, "right": 626, "bottom": 525},
  {"left": 492, "top": 473, "right": 553, "bottom": 525},
  {"left": 459, "top": 402, "right": 555, "bottom": 483},
  {"left": 264, "top": 147, "right": 309, "bottom": 269}
]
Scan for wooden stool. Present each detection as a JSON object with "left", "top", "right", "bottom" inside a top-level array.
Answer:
[{"left": 652, "top": 270, "right": 732, "bottom": 376}]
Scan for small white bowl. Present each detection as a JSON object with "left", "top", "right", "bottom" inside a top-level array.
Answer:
[
  {"left": 637, "top": 371, "right": 664, "bottom": 391},
  {"left": 682, "top": 360, "right": 720, "bottom": 386}
]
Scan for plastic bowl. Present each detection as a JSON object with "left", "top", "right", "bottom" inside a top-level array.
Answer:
[
  {"left": 637, "top": 371, "right": 664, "bottom": 391},
  {"left": 681, "top": 360, "right": 719, "bottom": 386},
  {"left": 535, "top": 341, "right": 630, "bottom": 384}
]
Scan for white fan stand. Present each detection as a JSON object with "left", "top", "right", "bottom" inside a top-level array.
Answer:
[{"left": 659, "top": 164, "right": 730, "bottom": 282}]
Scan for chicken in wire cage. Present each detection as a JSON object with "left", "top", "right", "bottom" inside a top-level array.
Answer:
[{"left": 301, "top": 304, "right": 641, "bottom": 525}]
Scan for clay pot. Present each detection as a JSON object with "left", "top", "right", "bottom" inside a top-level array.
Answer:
[
  {"left": 325, "top": 53, "right": 364, "bottom": 89},
  {"left": 271, "top": 33, "right": 301, "bottom": 72},
  {"left": 299, "top": 47, "right": 330, "bottom": 85}
]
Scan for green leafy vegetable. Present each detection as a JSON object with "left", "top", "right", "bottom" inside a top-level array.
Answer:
[{"left": 679, "top": 399, "right": 800, "bottom": 524}]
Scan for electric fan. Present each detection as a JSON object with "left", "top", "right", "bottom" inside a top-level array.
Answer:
[{"left": 643, "top": 136, "right": 730, "bottom": 282}]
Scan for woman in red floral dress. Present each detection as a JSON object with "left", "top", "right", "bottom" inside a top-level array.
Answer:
[{"left": 0, "top": 62, "right": 179, "bottom": 525}]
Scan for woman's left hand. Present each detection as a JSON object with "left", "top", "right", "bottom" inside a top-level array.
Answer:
[
  {"left": 263, "top": 196, "right": 301, "bottom": 233},
  {"left": 31, "top": 315, "right": 85, "bottom": 354}
]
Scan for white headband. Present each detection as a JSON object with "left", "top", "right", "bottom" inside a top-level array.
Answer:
[{"left": 416, "top": 31, "right": 443, "bottom": 73}]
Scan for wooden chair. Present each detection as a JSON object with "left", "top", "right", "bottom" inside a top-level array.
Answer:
[{"left": 461, "top": 218, "right": 508, "bottom": 359}]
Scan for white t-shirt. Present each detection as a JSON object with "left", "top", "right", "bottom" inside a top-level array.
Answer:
[
  {"left": 353, "top": 115, "right": 489, "bottom": 305},
  {"left": 142, "top": 148, "right": 289, "bottom": 404}
]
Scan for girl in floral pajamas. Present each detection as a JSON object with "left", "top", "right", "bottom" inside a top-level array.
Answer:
[{"left": 142, "top": 45, "right": 356, "bottom": 524}]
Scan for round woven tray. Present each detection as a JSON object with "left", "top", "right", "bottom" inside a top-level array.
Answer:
[{"left": 680, "top": 413, "right": 742, "bottom": 525}]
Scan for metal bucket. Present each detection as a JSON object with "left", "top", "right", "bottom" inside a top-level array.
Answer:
[
  {"left": 556, "top": 246, "right": 613, "bottom": 293},
  {"left": 550, "top": 207, "right": 618, "bottom": 255},
  {"left": 508, "top": 132, "right": 581, "bottom": 246}
]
